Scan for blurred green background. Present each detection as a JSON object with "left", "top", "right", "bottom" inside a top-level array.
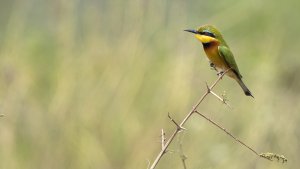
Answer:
[{"left": 0, "top": 0, "right": 299, "bottom": 168}]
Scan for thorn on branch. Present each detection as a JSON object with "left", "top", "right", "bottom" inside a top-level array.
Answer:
[
  {"left": 205, "top": 82, "right": 211, "bottom": 93},
  {"left": 168, "top": 113, "right": 186, "bottom": 132}
]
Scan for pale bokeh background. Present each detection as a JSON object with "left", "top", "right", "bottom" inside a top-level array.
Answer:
[{"left": 0, "top": 0, "right": 299, "bottom": 169}]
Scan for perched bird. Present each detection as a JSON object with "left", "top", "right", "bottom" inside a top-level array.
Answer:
[{"left": 185, "top": 25, "right": 253, "bottom": 97}]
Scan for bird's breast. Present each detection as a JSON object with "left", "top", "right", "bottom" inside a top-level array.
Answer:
[{"left": 203, "top": 43, "right": 228, "bottom": 71}]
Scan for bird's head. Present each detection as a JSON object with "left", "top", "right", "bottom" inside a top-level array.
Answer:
[{"left": 185, "top": 25, "right": 225, "bottom": 44}]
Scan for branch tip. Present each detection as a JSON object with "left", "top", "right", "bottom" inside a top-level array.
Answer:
[
  {"left": 210, "top": 90, "right": 232, "bottom": 108},
  {"left": 259, "top": 152, "right": 287, "bottom": 163}
]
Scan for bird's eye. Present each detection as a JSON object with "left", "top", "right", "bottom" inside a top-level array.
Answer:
[{"left": 199, "top": 31, "right": 215, "bottom": 38}]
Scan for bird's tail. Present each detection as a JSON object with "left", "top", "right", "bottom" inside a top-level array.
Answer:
[{"left": 236, "top": 78, "right": 254, "bottom": 98}]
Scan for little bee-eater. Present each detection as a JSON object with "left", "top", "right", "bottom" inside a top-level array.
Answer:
[{"left": 185, "top": 24, "right": 253, "bottom": 97}]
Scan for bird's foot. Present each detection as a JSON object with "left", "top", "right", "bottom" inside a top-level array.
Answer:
[
  {"left": 217, "top": 71, "right": 224, "bottom": 78},
  {"left": 209, "top": 62, "right": 218, "bottom": 71}
]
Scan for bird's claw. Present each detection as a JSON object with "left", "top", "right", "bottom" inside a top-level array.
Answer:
[
  {"left": 209, "top": 62, "right": 218, "bottom": 72},
  {"left": 217, "top": 71, "right": 224, "bottom": 78}
]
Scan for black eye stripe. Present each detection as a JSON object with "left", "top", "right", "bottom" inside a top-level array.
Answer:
[{"left": 199, "top": 31, "right": 215, "bottom": 38}]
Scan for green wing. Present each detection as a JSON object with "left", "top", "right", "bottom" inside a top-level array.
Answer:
[{"left": 218, "top": 46, "right": 242, "bottom": 78}]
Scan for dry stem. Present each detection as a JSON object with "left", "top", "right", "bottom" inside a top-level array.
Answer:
[
  {"left": 149, "top": 69, "right": 230, "bottom": 169},
  {"left": 194, "top": 110, "right": 259, "bottom": 156},
  {"left": 161, "top": 129, "right": 165, "bottom": 150}
]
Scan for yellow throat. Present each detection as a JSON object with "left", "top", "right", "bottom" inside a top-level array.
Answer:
[{"left": 195, "top": 34, "right": 216, "bottom": 43}]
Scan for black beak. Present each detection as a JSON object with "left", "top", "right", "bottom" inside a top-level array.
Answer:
[{"left": 184, "top": 29, "right": 197, "bottom": 34}]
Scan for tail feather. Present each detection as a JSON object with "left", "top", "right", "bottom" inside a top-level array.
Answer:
[{"left": 236, "top": 79, "right": 254, "bottom": 98}]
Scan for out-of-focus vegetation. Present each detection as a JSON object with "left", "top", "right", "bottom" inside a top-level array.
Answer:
[{"left": 0, "top": 0, "right": 299, "bottom": 168}]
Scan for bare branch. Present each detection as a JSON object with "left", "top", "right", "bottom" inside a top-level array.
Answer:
[
  {"left": 194, "top": 110, "right": 287, "bottom": 163},
  {"left": 149, "top": 69, "right": 230, "bottom": 169},
  {"left": 193, "top": 110, "right": 259, "bottom": 156},
  {"left": 149, "top": 67, "right": 287, "bottom": 168},
  {"left": 161, "top": 129, "right": 166, "bottom": 150}
]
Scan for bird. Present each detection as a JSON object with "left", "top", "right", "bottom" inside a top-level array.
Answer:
[{"left": 184, "top": 24, "right": 253, "bottom": 97}]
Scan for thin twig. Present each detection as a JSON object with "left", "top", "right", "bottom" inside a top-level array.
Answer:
[
  {"left": 193, "top": 110, "right": 259, "bottom": 156},
  {"left": 178, "top": 137, "right": 187, "bottom": 169},
  {"left": 149, "top": 69, "right": 230, "bottom": 169},
  {"left": 210, "top": 90, "right": 232, "bottom": 108},
  {"left": 161, "top": 129, "right": 165, "bottom": 150},
  {"left": 146, "top": 159, "right": 151, "bottom": 169},
  {"left": 193, "top": 110, "right": 288, "bottom": 162}
]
